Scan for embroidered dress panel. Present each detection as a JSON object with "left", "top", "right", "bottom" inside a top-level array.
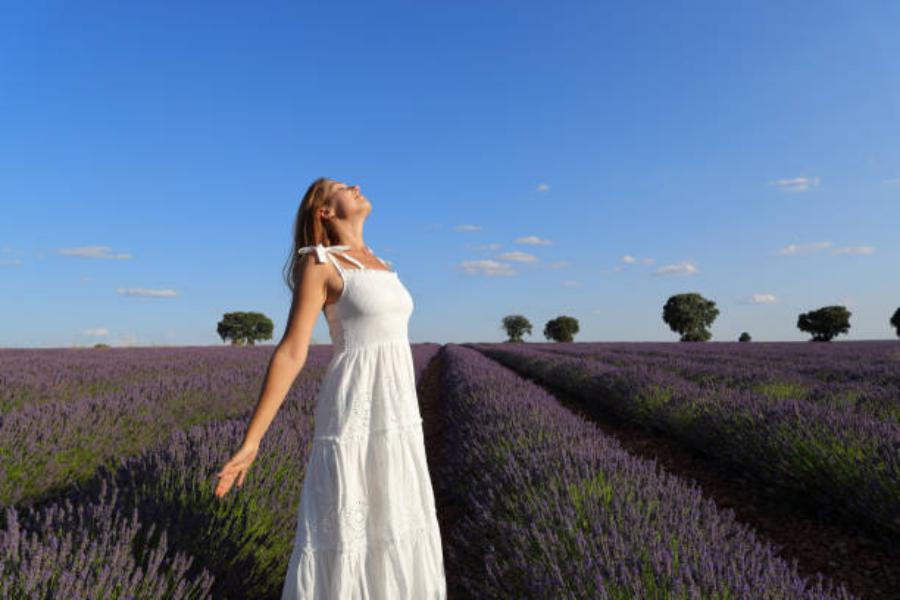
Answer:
[{"left": 282, "top": 243, "right": 447, "bottom": 599}]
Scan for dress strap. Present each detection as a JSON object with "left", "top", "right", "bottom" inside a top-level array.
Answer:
[
  {"left": 297, "top": 243, "right": 366, "bottom": 273},
  {"left": 335, "top": 251, "right": 365, "bottom": 270}
]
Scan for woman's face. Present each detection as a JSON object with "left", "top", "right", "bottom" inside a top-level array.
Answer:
[{"left": 327, "top": 180, "right": 370, "bottom": 219}]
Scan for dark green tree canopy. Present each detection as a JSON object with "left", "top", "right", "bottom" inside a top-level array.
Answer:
[
  {"left": 662, "top": 292, "right": 719, "bottom": 342},
  {"left": 738, "top": 332, "right": 751, "bottom": 342},
  {"left": 543, "top": 315, "right": 579, "bottom": 343},
  {"left": 501, "top": 315, "right": 532, "bottom": 343},
  {"left": 217, "top": 311, "right": 274, "bottom": 346},
  {"left": 796, "top": 305, "right": 851, "bottom": 342},
  {"left": 891, "top": 307, "right": 900, "bottom": 338}
]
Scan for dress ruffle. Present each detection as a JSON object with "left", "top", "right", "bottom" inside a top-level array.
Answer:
[
  {"left": 282, "top": 520, "right": 445, "bottom": 599},
  {"left": 282, "top": 416, "right": 446, "bottom": 600}
]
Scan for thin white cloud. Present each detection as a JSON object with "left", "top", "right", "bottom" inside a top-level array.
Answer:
[
  {"left": 831, "top": 246, "right": 875, "bottom": 255},
  {"left": 776, "top": 241, "right": 833, "bottom": 256},
  {"left": 748, "top": 293, "right": 777, "bottom": 304},
  {"left": 497, "top": 251, "right": 538, "bottom": 263},
  {"left": 882, "top": 177, "right": 900, "bottom": 186},
  {"left": 457, "top": 259, "right": 516, "bottom": 277},
  {"left": 82, "top": 328, "right": 110, "bottom": 337},
  {"left": 472, "top": 242, "right": 502, "bottom": 251},
  {"left": 80, "top": 275, "right": 95, "bottom": 282},
  {"left": 622, "top": 255, "right": 654, "bottom": 265},
  {"left": 560, "top": 279, "right": 579, "bottom": 287},
  {"left": 515, "top": 235, "right": 553, "bottom": 246},
  {"left": 548, "top": 260, "right": 569, "bottom": 269},
  {"left": 58, "top": 245, "right": 132, "bottom": 259},
  {"left": 117, "top": 288, "right": 178, "bottom": 297},
  {"left": 453, "top": 224, "right": 482, "bottom": 232},
  {"left": 654, "top": 261, "right": 698, "bottom": 276},
  {"left": 768, "top": 176, "right": 821, "bottom": 193},
  {"left": 536, "top": 183, "right": 550, "bottom": 192},
  {"left": 0, "top": 258, "right": 22, "bottom": 266}
]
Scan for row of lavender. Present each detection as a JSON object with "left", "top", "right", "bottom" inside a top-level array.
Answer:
[
  {"left": 0, "top": 345, "right": 313, "bottom": 509},
  {"left": 466, "top": 342, "right": 900, "bottom": 540},
  {"left": 523, "top": 340, "right": 900, "bottom": 383},
  {"left": 438, "top": 344, "right": 852, "bottom": 599},
  {"left": 0, "top": 346, "right": 275, "bottom": 413},
  {"left": 0, "top": 343, "right": 440, "bottom": 599},
  {"left": 529, "top": 341, "right": 900, "bottom": 424},
  {"left": 530, "top": 340, "right": 900, "bottom": 384}
]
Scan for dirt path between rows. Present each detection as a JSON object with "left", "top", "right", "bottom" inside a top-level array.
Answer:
[
  {"left": 473, "top": 351, "right": 899, "bottom": 600},
  {"left": 418, "top": 348, "right": 465, "bottom": 599}
]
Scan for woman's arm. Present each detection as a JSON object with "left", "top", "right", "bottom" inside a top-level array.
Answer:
[
  {"left": 241, "top": 254, "right": 328, "bottom": 447},
  {"left": 215, "top": 254, "right": 328, "bottom": 498}
]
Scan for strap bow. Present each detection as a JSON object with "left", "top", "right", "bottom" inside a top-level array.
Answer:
[{"left": 297, "top": 243, "right": 351, "bottom": 264}]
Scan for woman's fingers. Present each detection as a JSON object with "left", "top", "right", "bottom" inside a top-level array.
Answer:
[
  {"left": 217, "top": 473, "right": 236, "bottom": 496},
  {"left": 215, "top": 451, "right": 255, "bottom": 497},
  {"left": 215, "top": 462, "right": 234, "bottom": 497},
  {"left": 216, "top": 461, "right": 232, "bottom": 478}
]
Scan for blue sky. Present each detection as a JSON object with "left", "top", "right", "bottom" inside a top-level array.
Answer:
[{"left": 2, "top": 1, "right": 899, "bottom": 347}]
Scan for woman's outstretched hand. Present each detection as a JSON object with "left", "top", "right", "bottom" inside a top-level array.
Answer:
[{"left": 215, "top": 442, "right": 260, "bottom": 499}]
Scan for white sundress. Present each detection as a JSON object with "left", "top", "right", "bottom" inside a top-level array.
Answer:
[{"left": 281, "top": 243, "right": 447, "bottom": 599}]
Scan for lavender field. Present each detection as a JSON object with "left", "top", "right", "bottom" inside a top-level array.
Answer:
[{"left": 1, "top": 341, "right": 897, "bottom": 599}]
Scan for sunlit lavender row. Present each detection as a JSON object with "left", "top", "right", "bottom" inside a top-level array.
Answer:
[
  {"left": 531, "top": 340, "right": 900, "bottom": 391},
  {"left": 1, "top": 346, "right": 328, "bottom": 598},
  {"left": 1, "top": 480, "right": 216, "bottom": 598},
  {"left": 467, "top": 342, "right": 900, "bottom": 540},
  {"left": 531, "top": 340, "right": 900, "bottom": 425},
  {"left": 0, "top": 346, "right": 329, "bottom": 509},
  {"left": 438, "top": 344, "right": 853, "bottom": 599},
  {"left": 0, "top": 346, "right": 284, "bottom": 413}
]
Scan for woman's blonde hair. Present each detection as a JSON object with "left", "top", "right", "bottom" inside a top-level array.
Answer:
[{"left": 283, "top": 177, "right": 340, "bottom": 294}]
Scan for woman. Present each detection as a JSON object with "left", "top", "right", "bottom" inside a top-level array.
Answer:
[{"left": 214, "top": 177, "right": 447, "bottom": 598}]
